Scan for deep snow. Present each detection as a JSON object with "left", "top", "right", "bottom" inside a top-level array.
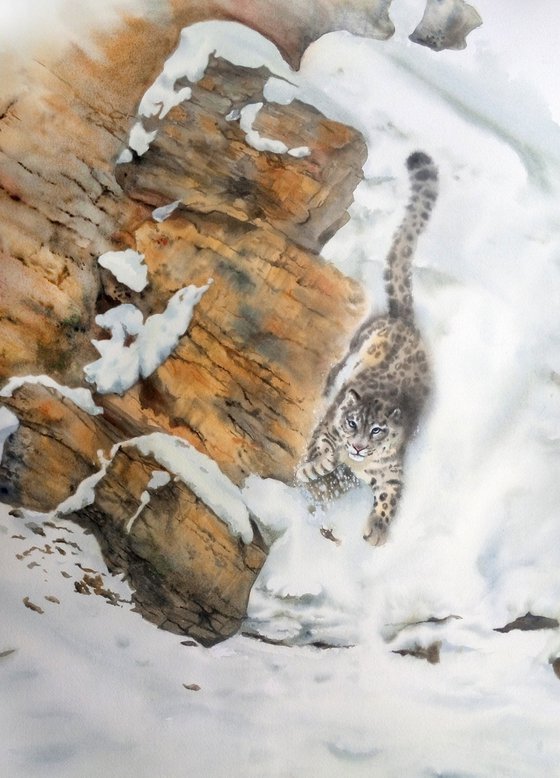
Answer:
[{"left": 2, "top": 1, "right": 560, "bottom": 776}]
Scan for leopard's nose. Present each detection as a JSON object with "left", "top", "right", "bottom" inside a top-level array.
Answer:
[{"left": 352, "top": 443, "right": 366, "bottom": 453}]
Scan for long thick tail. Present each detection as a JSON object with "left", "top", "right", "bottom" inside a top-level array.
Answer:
[{"left": 385, "top": 151, "right": 438, "bottom": 323}]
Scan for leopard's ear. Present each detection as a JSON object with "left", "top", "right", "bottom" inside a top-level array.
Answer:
[
  {"left": 346, "top": 388, "right": 361, "bottom": 404},
  {"left": 389, "top": 407, "right": 402, "bottom": 422}
]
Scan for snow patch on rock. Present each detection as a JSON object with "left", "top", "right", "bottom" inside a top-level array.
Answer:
[
  {"left": 0, "top": 375, "right": 103, "bottom": 415},
  {"left": 98, "top": 249, "right": 148, "bottom": 292},
  {"left": 83, "top": 281, "right": 211, "bottom": 395}
]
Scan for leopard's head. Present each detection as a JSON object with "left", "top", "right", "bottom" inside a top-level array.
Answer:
[{"left": 335, "top": 389, "right": 405, "bottom": 461}]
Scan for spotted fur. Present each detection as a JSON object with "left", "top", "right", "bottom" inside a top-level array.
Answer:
[{"left": 297, "top": 152, "right": 438, "bottom": 545}]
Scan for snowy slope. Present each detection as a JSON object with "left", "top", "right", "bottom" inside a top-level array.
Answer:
[
  {"left": 2, "top": 500, "right": 560, "bottom": 778},
  {"left": 3, "top": 2, "right": 560, "bottom": 776}
]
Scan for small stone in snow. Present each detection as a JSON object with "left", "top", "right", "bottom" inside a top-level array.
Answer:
[
  {"left": 320, "top": 527, "right": 341, "bottom": 545},
  {"left": 393, "top": 641, "right": 441, "bottom": 664},
  {"left": 25, "top": 522, "right": 46, "bottom": 537},
  {"left": 494, "top": 612, "right": 560, "bottom": 633},
  {"left": 23, "top": 597, "right": 44, "bottom": 614}
]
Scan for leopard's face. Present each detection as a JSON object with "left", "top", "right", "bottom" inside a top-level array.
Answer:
[{"left": 335, "top": 389, "right": 405, "bottom": 461}]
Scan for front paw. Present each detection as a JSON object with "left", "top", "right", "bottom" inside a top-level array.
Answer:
[{"left": 363, "top": 519, "right": 389, "bottom": 547}]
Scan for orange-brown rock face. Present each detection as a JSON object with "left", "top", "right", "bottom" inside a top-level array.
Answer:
[
  {"left": 0, "top": 6, "right": 369, "bottom": 644},
  {"left": 1, "top": 382, "right": 268, "bottom": 643},
  {"left": 101, "top": 210, "right": 364, "bottom": 485},
  {"left": 101, "top": 57, "right": 366, "bottom": 484},
  {"left": 0, "top": 384, "right": 116, "bottom": 511},
  {"left": 116, "top": 59, "right": 367, "bottom": 252},
  {"left": 73, "top": 445, "right": 268, "bottom": 645}
]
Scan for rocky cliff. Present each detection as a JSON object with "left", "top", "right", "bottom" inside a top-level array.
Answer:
[
  {"left": 0, "top": 0, "right": 481, "bottom": 644},
  {"left": 0, "top": 3, "right": 369, "bottom": 644}
]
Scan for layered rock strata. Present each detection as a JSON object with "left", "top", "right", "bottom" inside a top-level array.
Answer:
[{"left": 0, "top": 7, "right": 368, "bottom": 643}]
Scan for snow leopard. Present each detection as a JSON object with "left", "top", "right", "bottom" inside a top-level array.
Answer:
[{"left": 296, "top": 151, "right": 438, "bottom": 546}]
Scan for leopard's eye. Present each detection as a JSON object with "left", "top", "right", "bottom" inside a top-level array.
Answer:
[
  {"left": 370, "top": 426, "right": 384, "bottom": 436},
  {"left": 347, "top": 418, "right": 358, "bottom": 430}
]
